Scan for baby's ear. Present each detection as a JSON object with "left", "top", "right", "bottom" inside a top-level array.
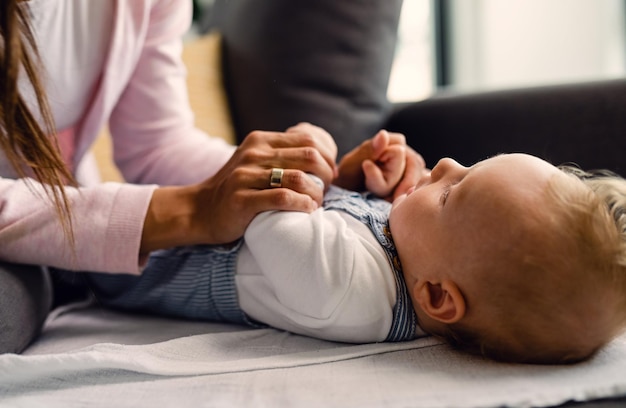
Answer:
[{"left": 413, "top": 280, "right": 466, "bottom": 324}]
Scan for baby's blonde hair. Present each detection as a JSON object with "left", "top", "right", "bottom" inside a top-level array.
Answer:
[{"left": 441, "top": 166, "right": 626, "bottom": 364}]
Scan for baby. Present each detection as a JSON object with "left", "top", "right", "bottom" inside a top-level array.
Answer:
[
  {"left": 87, "top": 132, "right": 626, "bottom": 364},
  {"left": 392, "top": 152, "right": 626, "bottom": 363}
]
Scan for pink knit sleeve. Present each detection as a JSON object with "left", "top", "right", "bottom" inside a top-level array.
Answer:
[
  {"left": 109, "top": 0, "right": 236, "bottom": 187},
  {"left": 0, "top": 177, "right": 156, "bottom": 274}
]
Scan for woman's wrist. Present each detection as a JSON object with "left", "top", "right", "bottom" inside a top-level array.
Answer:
[{"left": 140, "top": 185, "right": 203, "bottom": 255}]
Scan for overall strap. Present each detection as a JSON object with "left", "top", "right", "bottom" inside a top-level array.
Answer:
[{"left": 323, "top": 187, "right": 418, "bottom": 341}]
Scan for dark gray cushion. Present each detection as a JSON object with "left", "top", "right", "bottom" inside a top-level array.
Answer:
[
  {"left": 211, "top": 0, "right": 403, "bottom": 156},
  {"left": 385, "top": 79, "right": 626, "bottom": 175}
]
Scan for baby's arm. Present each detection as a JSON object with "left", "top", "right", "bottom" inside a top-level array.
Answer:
[{"left": 238, "top": 208, "right": 395, "bottom": 343}]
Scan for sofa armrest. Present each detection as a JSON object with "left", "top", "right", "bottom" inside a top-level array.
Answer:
[{"left": 385, "top": 79, "right": 626, "bottom": 175}]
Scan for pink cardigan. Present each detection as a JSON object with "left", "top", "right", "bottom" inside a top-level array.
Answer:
[{"left": 0, "top": 0, "right": 236, "bottom": 274}]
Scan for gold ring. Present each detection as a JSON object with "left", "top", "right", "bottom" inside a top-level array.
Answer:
[{"left": 270, "top": 168, "right": 284, "bottom": 188}]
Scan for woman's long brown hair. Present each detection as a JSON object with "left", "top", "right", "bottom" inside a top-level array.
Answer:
[{"left": 0, "top": 0, "right": 76, "bottom": 245}]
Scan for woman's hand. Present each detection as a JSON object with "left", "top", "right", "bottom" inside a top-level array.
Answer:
[
  {"left": 334, "top": 130, "right": 427, "bottom": 200},
  {"left": 141, "top": 123, "right": 338, "bottom": 252}
]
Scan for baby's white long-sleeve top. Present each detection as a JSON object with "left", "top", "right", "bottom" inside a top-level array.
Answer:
[{"left": 236, "top": 208, "right": 398, "bottom": 343}]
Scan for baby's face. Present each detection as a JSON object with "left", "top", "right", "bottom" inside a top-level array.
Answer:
[{"left": 389, "top": 153, "right": 562, "bottom": 292}]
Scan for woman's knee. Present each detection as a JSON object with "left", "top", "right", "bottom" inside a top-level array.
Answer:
[{"left": 0, "top": 262, "right": 52, "bottom": 354}]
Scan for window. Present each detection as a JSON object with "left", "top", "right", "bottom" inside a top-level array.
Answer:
[
  {"left": 387, "top": 0, "right": 437, "bottom": 102},
  {"left": 389, "top": 0, "right": 626, "bottom": 99},
  {"left": 444, "top": 0, "right": 626, "bottom": 90}
]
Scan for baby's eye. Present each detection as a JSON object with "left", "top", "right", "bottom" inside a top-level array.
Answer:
[
  {"left": 440, "top": 181, "right": 460, "bottom": 207},
  {"left": 440, "top": 186, "right": 451, "bottom": 207}
]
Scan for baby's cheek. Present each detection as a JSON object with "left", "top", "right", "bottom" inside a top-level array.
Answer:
[
  {"left": 388, "top": 204, "right": 406, "bottom": 238},
  {"left": 390, "top": 194, "right": 407, "bottom": 210}
]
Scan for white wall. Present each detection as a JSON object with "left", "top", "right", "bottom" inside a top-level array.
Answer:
[
  {"left": 388, "top": 0, "right": 436, "bottom": 102},
  {"left": 448, "top": 0, "right": 626, "bottom": 90}
]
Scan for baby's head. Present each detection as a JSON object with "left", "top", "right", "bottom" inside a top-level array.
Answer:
[{"left": 389, "top": 153, "right": 626, "bottom": 364}]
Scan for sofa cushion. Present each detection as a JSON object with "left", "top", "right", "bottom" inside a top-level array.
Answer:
[{"left": 210, "top": 0, "right": 403, "bottom": 156}]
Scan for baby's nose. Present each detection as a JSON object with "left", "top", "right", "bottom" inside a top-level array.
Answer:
[{"left": 431, "top": 158, "right": 462, "bottom": 180}]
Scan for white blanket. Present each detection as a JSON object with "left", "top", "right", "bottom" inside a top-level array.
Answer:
[{"left": 1, "top": 304, "right": 626, "bottom": 408}]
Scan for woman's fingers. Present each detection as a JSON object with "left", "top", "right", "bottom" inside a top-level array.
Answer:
[
  {"left": 255, "top": 122, "right": 338, "bottom": 169},
  {"left": 241, "top": 126, "right": 337, "bottom": 188},
  {"left": 267, "top": 146, "right": 337, "bottom": 188},
  {"left": 257, "top": 168, "right": 325, "bottom": 204},
  {"left": 239, "top": 188, "right": 320, "bottom": 216},
  {"left": 286, "top": 122, "right": 338, "bottom": 166}
]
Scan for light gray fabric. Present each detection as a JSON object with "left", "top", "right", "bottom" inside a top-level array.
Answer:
[
  {"left": 2, "top": 304, "right": 626, "bottom": 408},
  {"left": 0, "top": 263, "right": 51, "bottom": 354}
]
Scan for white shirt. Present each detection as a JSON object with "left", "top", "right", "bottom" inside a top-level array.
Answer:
[{"left": 26, "top": 0, "right": 113, "bottom": 130}]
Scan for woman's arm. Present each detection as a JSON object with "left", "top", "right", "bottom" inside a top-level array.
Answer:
[{"left": 140, "top": 124, "right": 338, "bottom": 252}]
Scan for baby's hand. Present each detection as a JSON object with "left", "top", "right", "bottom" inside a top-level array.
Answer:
[
  {"left": 335, "top": 130, "right": 407, "bottom": 198},
  {"left": 362, "top": 130, "right": 406, "bottom": 197}
]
